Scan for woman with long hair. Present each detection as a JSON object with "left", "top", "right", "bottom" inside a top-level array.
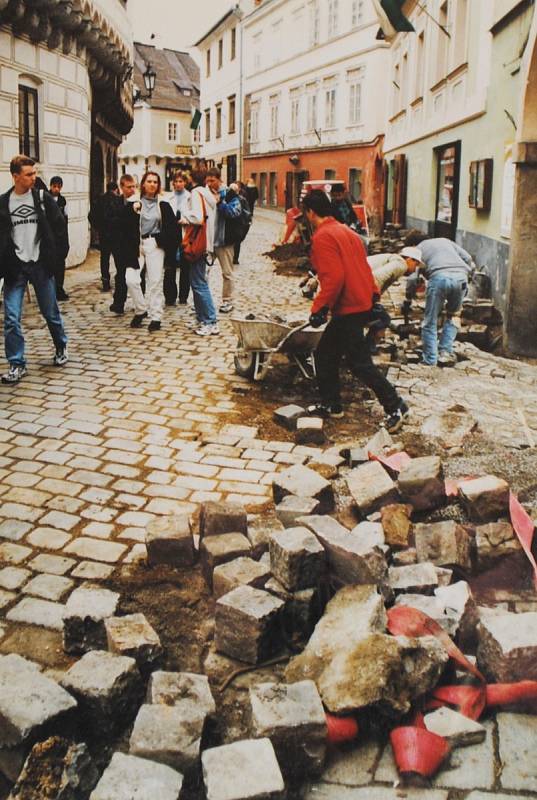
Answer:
[
  {"left": 125, "top": 171, "right": 179, "bottom": 331},
  {"left": 179, "top": 168, "right": 219, "bottom": 336}
]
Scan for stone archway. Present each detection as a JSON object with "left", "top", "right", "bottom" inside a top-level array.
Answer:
[{"left": 505, "top": 10, "right": 537, "bottom": 355}]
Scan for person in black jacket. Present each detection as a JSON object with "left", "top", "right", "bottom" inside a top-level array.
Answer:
[
  {"left": 49, "top": 176, "right": 70, "bottom": 301},
  {"left": 0, "top": 155, "right": 68, "bottom": 384},
  {"left": 122, "top": 171, "right": 179, "bottom": 332},
  {"left": 89, "top": 180, "right": 120, "bottom": 292},
  {"left": 108, "top": 175, "right": 137, "bottom": 314}
]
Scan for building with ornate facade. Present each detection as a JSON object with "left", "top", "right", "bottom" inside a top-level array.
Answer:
[
  {"left": 0, "top": 0, "right": 133, "bottom": 265},
  {"left": 118, "top": 42, "right": 200, "bottom": 192}
]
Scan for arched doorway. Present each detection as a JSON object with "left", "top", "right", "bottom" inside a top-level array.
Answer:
[
  {"left": 505, "top": 11, "right": 537, "bottom": 355},
  {"left": 90, "top": 140, "right": 105, "bottom": 246}
]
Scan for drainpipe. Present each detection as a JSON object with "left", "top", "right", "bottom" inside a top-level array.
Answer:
[{"left": 238, "top": 13, "right": 244, "bottom": 181}]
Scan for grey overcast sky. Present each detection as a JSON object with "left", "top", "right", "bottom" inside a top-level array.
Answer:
[{"left": 128, "top": 0, "right": 231, "bottom": 59}]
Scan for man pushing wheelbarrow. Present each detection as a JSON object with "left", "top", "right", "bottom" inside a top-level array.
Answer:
[{"left": 303, "top": 190, "right": 409, "bottom": 434}]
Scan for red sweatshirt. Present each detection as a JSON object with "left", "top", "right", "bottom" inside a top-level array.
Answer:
[{"left": 310, "top": 217, "right": 378, "bottom": 317}]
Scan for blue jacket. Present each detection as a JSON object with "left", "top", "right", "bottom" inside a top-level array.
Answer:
[{"left": 213, "top": 186, "right": 242, "bottom": 247}]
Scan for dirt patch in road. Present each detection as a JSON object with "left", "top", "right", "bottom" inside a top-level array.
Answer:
[{"left": 262, "top": 242, "right": 310, "bottom": 277}]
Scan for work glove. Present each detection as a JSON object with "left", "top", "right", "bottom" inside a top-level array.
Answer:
[
  {"left": 400, "top": 299, "right": 412, "bottom": 316},
  {"left": 309, "top": 305, "right": 329, "bottom": 328}
]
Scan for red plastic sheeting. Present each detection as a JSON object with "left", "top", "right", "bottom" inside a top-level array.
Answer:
[
  {"left": 486, "top": 681, "right": 537, "bottom": 708},
  {"left": 386, "top": 605, "right": 484, "bottom": 682},
  {"left": 509, "top": 492, "right": 537, "bottom": 589},
  {"left": 370, "top": 451, "right": 412, "bottom": 473},
  {"left": 428, "top": 685, "right": 486, "bottom": 721},
  {"left": 390, "top": 726, "right": 450, "bottom": 777},
  {"left": 325, "top": 713, "right": 359, "bottom": 744}
]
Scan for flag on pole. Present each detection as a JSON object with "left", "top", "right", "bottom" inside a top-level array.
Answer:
[
  {"left": 190, "top": 109, "right": 202, "bottom": 130},
  {"left": 372, "top": 0, "right": 415, "bottom": 40}
]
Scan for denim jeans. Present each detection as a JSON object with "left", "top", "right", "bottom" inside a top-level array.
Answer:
[
  {"left": 422, "top": 274, "right": 468, "bottom": 365},
  {"left": 4, "top": 261, "right": 68, "bottom": 367},
  {"left": 190, "top": 256, "right": 217, "bottom": 325}
]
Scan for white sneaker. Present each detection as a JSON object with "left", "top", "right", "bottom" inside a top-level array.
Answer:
[
  {"left": 438, "top": 350, "right": 457, "bottom": 367},
  {"left": 195, "top": 323, "right": 219, "bottom": 336},
  {"left": 219, "top": 302, "right": 233, "bottom": 313}
]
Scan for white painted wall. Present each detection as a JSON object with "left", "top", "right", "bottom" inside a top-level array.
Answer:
[
  {"left": 0, "top": 27, "right": 91, "bottom": 265},
  {"left": 243, "top": 0, "right": 390, "bottom": 154}
]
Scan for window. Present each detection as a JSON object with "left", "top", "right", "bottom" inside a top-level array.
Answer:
[
  {"left": 216, "top": 104, "right": 222, "bottom": 138},
  {"left": 309, "top": 1, "right": 320, "bottom": 46},
  {"left": 18, "top": 85, "right": 39, "bottom": 160},
  {"left": 351, "top": 0, "right": 364, "bottom": 26},
  {"left": 204, "top": 108, "right": 210, "bottom": 142},
  {"left": 325, "top": 169, "right": 336, "bottom": 180},
  {"left": 249, "top": 104, "right": 259, "bottom": 142},
  {"left": 206, "top": 48, "right": 211, "bottom": 78},
  {"left": 347, "top": 67, "right": 364, "bottom": 125},
  {"left": 324, "top": 87, "right": 336, "bottom": 128},
  {"left": 218, "top": 38, "right": 223, "bottom": 69},
  {"left": 260, "top": 172, "right": 267, "bottom": 204},
  {"left": 290, "top": 91, "right": 300, "bottom": 134},
  {"left": 306, "top": 89, "right": 317, "bottom": 131},
  {"left": 401, "top": 52, "right": 408, "bottom": 108},
  {"left": 328, "top": 0, "right": 339, "bottom": 37},
  {"left": 434, "top": 1, "right": 449, "bottom": 85},
  {"left": 272, "top": 19, "right": 283, "bottom": 64},
  {"left": 270, "top": 98, "right": 279, "bottom": 139},
  {"left": 349, "top": 168, "right": 363, "bottom": 201},
  {"left": 230, "top": 27, "right": 236, "bottom": 60},
  {"left": 167, "top": 121, "right": 178, "bottom": 142},
  {"left": 228, "top": 95, "right": 236, "bottom": 134},
  {"left": 269, "top": 172, "right": 277, "bottom": 205},
  {"left": 414, "top": 31, "right": 425, "bottom": 99},
  {"left": 453, "top": 0, "right": 468, "bottom": 68},
  {"left": 468, "top": 159, "right": 493, "bottom": 211},
  {"left": 393, "top": 61, "right": 401, "bottom": 114}
]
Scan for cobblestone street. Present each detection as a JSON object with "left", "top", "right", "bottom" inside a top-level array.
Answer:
[{"left": 2, "top": 212, "right": 537, "bottom": 798}]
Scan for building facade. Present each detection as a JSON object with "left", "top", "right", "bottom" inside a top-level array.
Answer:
[
  {"left": 241, "top": 0, "right": 390, "bottom": 229},
  {"left": 382, "top": 0, "right": 534, "bottom": 327},
  {"left": 118, "top": 42, "right": 200, "bottom": 191},
  {"left": 196, "top": 3, "right": 252, "bottom": 185},
  {"left": 0, "top": 0, "right": 133, "bottom": 265}
]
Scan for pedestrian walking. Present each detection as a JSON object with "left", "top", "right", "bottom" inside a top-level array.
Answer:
[
  {"left": 0, "top": 155, "right": 68, "bottom": 385},
  {"left": 405, "top": 234, "right": 474, "bottom": 367},
  {"left": 49, "top": 175, "right": 70, "bottom": 301},
  {"left": 122, "top": 171, "right": 179, "bottom": 332},
  {"left": 180, "top": 167, "right": 219, "bottom": 336},
  {"left": 303, "top": 190, "right": 408, "bottom": 433},
  {"left": 166, "top": 170, "right": 191, "bottom": 306},
  {"left": 205, "top": 167, "right": 242, "bottom": 314},
  {"left": 245, "top": 177, "right": 259, "bottom": 216},
  {"left": 231, "top": 182, "right": 252, "bottom": 266},
  {"left": 109, "top": 175, "right": 137, "bottom": 315},
  {"left": 89, "top": 180, "right": 121, "bottom": 293}
]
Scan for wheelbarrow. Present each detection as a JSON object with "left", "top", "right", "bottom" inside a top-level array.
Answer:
[{"left": 230, "top": 315, "right": 324, "bottom": 381}]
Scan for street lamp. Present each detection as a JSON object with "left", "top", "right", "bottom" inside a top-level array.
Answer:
[{"left": 134, "top": 61, "right": 157, "bottom": 103}]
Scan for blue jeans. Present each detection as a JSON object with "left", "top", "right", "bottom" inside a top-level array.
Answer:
[
  {"left": 4, "top": 262, "right": 68, "bottom": 367},
  {"left": 189, "top": 256, "right": 217, "bottom": 325},
  {"left": 422, "top": 274, "right": 467, "bottom": 365}
]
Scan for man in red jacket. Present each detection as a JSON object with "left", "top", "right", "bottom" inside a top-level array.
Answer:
[{"left": 303, "top": 190, "right": 408, "bottom": 433}]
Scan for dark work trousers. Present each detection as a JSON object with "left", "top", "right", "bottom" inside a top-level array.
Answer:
[
  {"left": 112, "top": 265, "right": 127, "bottom": 310},
  {"left": 315, "top": 312, "right": 400, "bottom": 412},
  {"left": 233, "top": 241, "right": 241, "bottom": 264},
  {"left": 54, "top": 257, "right": 66, "bottom": 295},
  {"left": 178, "top": 256, "right": 190, "bottom": 304}
]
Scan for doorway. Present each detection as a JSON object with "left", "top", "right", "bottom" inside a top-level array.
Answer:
[{"left": 434, "top": 141, "right": 461, "bottom": 239}]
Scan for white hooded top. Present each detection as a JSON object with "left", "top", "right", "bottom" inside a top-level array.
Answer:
[{"left": 181, "top": 185, "right": 217, "bottom": 252}]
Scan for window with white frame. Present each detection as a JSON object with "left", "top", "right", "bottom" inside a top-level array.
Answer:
[
  {"left": 249, "top": 103, "right": 259, "bottom": 142},
  {"left": 351, "top": 0, "right": 364, "bottom": 27},
  {"left": 328, "top": 0, "right": 339, "bottom": 37},
  {"left": 306, "top": 86, "right": 317, "bottom": 131},
  {"left": 414, "top": 30, "right": 425, "bottom": 99},
  {"left": 452, "top": 0, "right": 468, "bottom": 68},
  {"left": 309, "top": 0, "right": 320, "bottom": 46},
  {"left": 401, "top": 51, "right": 408, "bottom": 109},
  {"left": 272, "top": 19, "right": 283, "bottom": 63},
  {"left": 167, "top": 121, "right": 179, "bottom": 142},
  {"left": 204, "top": 109, "right": 210, "bottom": 142},
  {"left": 253, "top": 32, "right": 262, "bottom": 71},
  {"left": 348, "top": 81, "right": 361, "bottom": 124},
  {"left": 215, "top": 103, "right": 222, "bottom": 138},
  {"left": 290, "top": 90, "right": 301, "bottom": 134},
  {"left": 324, "top": 85, "right": 336, "bottom": 128},
  {"left": 433, "top": 0, "right": 449, "bottom": 85},
  {"left": 392, "top": 61, "right": 401, "bottom": 114},
  {"left": 270, "top": 96, "right": 279, "bottom": 139}
]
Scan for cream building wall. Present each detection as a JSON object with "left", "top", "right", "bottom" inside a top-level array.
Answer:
[
  {"left": 0, "top": 28, "right": 91, "bottom": 265},
  {"left": 383, "top": 0, "right": 533, "bottom": 310},
  {"left": 243, "top": 0, "right": 389, "bottom": 154}
]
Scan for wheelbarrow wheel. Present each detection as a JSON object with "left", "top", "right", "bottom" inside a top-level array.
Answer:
[
  {"left": 234, "top": 351, "right": 257, "bottom": 379},
  {"left": 234, "top": 351, "right": 267, "bottom": 380}
]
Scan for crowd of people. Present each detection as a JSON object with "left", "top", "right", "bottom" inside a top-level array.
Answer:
[{"left": 0, "top": 155, "right": 475, "bottom": 440}]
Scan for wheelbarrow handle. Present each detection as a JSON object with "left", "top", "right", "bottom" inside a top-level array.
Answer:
[{"left": 276, "top": 320, "right": 315, "bottom": 352}]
